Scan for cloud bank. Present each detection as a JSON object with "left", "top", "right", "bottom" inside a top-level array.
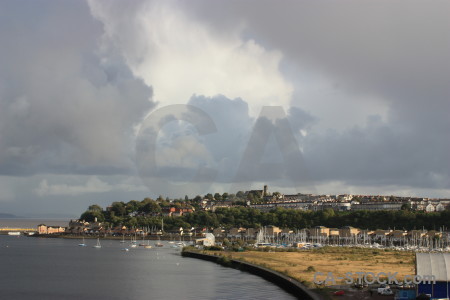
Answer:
[{"left": 1, "top": 0, "right": 449, "bottom": 216}]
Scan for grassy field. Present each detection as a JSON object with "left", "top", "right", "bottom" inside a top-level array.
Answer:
[{"left": 206, "top": 247, "right": 415, "bottom": 288}]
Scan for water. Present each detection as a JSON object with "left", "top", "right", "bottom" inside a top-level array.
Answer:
[{"left": 0, "top": 236, "right": 297, "bottom": 300}]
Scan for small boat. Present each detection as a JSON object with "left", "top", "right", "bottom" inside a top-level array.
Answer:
[
  {"left": 155, "top": 236, "right": 163, "bottom": 247},
  {"left": 78, "top": 237, "right": 87, "bottom": 247},
  {"left": 120, "top": 234, "right": 126, "bottom": 243},
  {"left": 143, "top": 238, "right": 152, "bottom": 249},
  {"left": 93, "top": 238, "right": 102, "bottom": 248},
  {"left": 121, "top": 248, "right": 129, "bottom": 252},
  {"left": 8, "top": 232, "right": 20, "bottom": 236},
  {"left": 155, "top": 235, "right": 164, "bottom": 247}
]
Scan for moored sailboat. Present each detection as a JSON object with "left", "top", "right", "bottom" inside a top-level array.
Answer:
[
  {"left": 78, "top": 236, "right": 87, "bottom": 247},
  {"left": 93, "top": 238, "right": 101, "bottom": 248}
]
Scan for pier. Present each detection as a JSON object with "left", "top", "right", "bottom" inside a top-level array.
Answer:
[{"left": 0, "top": 228, "right": 36, "bottom": 235}]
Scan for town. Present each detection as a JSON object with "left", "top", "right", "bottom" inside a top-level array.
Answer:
[{"left": 36, "top": 185, "right": 450, "bottom": 252}]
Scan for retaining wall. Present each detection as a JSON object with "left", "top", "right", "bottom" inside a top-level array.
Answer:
[{"left": 182, "top": 250, "right": 322, "bottom": 300}]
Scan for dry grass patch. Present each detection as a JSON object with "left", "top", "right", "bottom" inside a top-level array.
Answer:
[{"left": 207, "top": 247, "right": 414, "bottom": 286}]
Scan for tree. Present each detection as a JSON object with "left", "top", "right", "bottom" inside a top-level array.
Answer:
[
  {"left": 126, "top": 200, "right": 141, "bottom": 213},
  {"left": 401, "top": 203, "right": 412, "bottom": 211},
  {"left": 214, "top": 193, "right": 222, "bottom": 201},
  {"left": 80, "top": 210, "right": 104, "bottom": 222},
  {"left": 88, "top": 204, "right": 102, "bottom": 212},
  {"left": 125, "top": 217, "right": 138, "bottom": 228},
  {"left": 247, "top": 193, "right": 254, "bottom": 200},
  {"left": 111, "top": 202, "right": 126, "bottom": 217},
  {"left": 140, "top": 200, "right": 161, "bottom": 215},
  {"left": 222, "top": 192, "right": 229, "bottom": 200}
]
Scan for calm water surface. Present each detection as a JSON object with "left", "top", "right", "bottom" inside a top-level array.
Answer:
[{"left": 0, "top": 236, "right": 297, "bottom": 300}]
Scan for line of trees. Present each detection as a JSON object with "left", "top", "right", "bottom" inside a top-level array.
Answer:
[{"left": 79, "top": 197, "right": 450, "bottom": 231}]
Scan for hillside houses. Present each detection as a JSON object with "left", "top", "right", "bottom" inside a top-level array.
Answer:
[{"left": 247, "top": 190, "right": 450, "bottom": 213}]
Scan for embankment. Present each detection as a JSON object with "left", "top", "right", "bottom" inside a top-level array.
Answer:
[{"left": 182, "top": 250, "right": 322, "bottom": 300}]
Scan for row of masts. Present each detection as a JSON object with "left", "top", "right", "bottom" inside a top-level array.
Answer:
[{"left": 249, "top": 227, "right": 450, "bottom": 251}]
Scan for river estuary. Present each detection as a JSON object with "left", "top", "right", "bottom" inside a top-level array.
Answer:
[{"left": 0, "top": 234, "right": 297, "bottom": 299}]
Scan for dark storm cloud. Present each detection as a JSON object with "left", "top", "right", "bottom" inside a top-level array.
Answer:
[
  {"left": 1, "top": 0, "right": 450, "bottom": 211},
  {"left": 177, "top": 0, "right": 450, "bottom": 192},
  {"left": 0, "top": 1, "right": 154, "bottom": 176}
]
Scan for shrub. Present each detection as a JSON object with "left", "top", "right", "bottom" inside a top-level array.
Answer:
[
  {"left": 217, "top": 255, "right": 232, "bottom": 267},
  {"left": 205, "top": 245, "right": 223, "bottom": 251},
  {"left": 306, "top": 266, "right": 316, "bottom": 272}
]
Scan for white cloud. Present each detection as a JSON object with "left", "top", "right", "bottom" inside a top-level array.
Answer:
[{"left": 88, "top": 0, "right": 293, "bottom": 116}]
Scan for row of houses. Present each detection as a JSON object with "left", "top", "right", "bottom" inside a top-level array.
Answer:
[
  {"left": 249, "top": 200, "right": 450, "bottom": 212},
  {"left": 39, "top": 219, "right": 196, "bottom": 236},
  {"left": 211, "top": 225, "right": 445, "bottom": 240},
  {"left": 37, "top": 224, "right": 66, "bottom": 235},
  {"left": 308, "top": 226, "right": 445, "bottom": 240}
]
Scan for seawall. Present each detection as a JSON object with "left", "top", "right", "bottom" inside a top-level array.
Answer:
[{"left": 182, "top": 250, "right": 322, "bottom": 300}]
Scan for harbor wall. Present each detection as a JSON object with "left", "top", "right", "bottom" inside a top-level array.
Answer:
[{"left": 182, "top": 250, "right": 322, "bottom": 300}]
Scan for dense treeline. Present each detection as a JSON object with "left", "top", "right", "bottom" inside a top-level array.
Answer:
[
  {"left": 80, "top": 198, "right": 450, "bottom": 231},
  {"left": 183, "top": 207, "right": 450, "bottom": 231}
]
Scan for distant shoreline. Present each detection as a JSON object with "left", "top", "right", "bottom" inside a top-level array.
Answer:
[{"left": 0, "top": 213, "right": 20, "bottom": 219}]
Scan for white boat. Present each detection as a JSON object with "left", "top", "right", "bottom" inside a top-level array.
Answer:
[
  {"left": 121, "top": 248, "right": 129, "bottom": 251},
  {"left": 155, "top": 236, "right": 163, "bottom": 247},
  {"left": 8, "top": 232, "right": 20, "bottom": 236},
  {"left": 93, "top": 238, "right": 102, "bottom": 248},
  {"left": 120, "top": 234, "right": 126, "bottom": 243},
  {"left": 78, "top": 237, "right": 87, "bottom": 247}
]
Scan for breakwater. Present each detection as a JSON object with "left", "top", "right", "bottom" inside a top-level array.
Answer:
[{"left": 182, "top": 250, "right": 322, "bottom": 300}]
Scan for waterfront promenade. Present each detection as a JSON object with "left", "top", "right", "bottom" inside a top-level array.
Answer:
[{"left": 0, "top": 228, "right": 35, "bottom": 234}]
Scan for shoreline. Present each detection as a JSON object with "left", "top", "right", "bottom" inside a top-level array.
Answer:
[
  {"left": 30, "top": 234, "right": 195, "bottom": 241},
  {"left": 182, "top": 250, "right": 323, "bottom": 300}
]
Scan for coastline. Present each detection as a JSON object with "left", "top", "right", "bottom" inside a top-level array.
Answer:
[
  {"left": 182, "top": 250, "right": 323, "bottom": 300},
  {"left": 30, "top": 234, "right": 195, "bottom": 241}
]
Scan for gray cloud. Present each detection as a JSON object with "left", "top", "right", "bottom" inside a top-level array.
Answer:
[
  {"left": 1, "top": 0, "right": 450, "bottom": 216},
  {"left": 178, "top": 0, "right": 450, "bottom": 194},
  {"left": 136, "top": 95, "right": 316, "bottom": 197},
  {"left": 0, "top": 1, "right": 154, "bottom": 177}
]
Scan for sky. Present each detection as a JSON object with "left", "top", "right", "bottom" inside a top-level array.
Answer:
[{"left": 0, "top": 0, "right": 449, "bottom": 217}]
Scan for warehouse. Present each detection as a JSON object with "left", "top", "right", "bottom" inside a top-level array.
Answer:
[{"left": 416, "top": 253, "right": 450, "bottom": 299}]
